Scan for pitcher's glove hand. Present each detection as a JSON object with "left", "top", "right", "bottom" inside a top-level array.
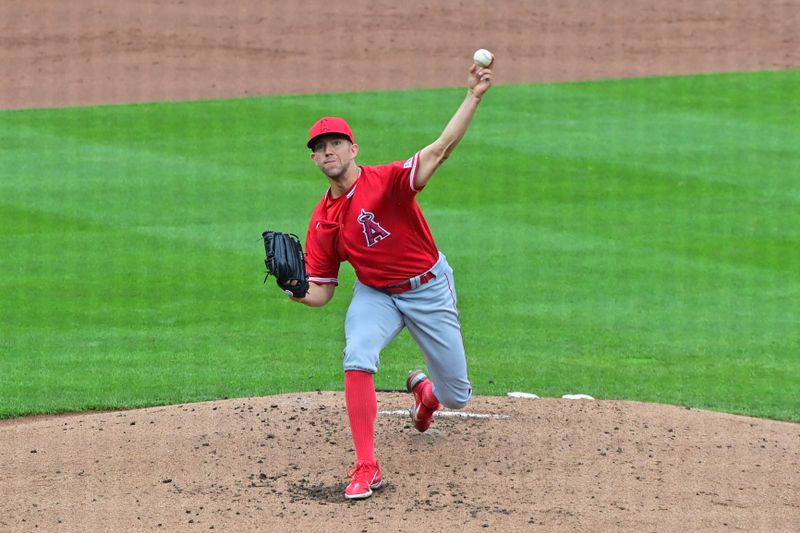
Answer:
[{"left": 262, "top": 230, "right": 309, "bottom": 298}]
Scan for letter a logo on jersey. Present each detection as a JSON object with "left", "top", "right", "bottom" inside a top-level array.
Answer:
[{"left": 357, "top": 209, "right": 391, "bottom": 247}]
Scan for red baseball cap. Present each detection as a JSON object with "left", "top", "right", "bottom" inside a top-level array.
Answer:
[{"left": 307, "top": 117, "right": 355, "bottom": 149}]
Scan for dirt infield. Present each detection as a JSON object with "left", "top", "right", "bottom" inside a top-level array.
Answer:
[
  {"left": 2, "top": 1, "right": 799, "bottom": 531},
  {"left": 2, "top": 0, "right": 799, "bottom": 109}
]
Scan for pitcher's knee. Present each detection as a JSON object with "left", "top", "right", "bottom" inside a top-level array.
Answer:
[
  {"left": 442, "top": 397, "right": 469, "bottom": 409},
  {"left": 435, "top": 385, "right": 472, "bottom": 409},
  {"left": 342, "top": 344, "right": 379, "bottom": 374}
]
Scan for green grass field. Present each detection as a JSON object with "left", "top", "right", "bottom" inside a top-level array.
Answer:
[{"left": 1, "top": 70, "right": 798, "bottom": 421}]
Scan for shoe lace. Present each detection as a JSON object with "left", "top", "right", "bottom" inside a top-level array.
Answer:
[{"left": 347, "top": 461, "right": 376, "bottom": 481}]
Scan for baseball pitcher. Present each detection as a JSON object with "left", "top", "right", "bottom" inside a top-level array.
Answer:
[{"left": 263, "top": 58, "right": 493, "bottom": 499}]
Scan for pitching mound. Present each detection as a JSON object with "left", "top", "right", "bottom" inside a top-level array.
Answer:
[{"left": 1, "top": 394, "right": 798, "bottom": 531}]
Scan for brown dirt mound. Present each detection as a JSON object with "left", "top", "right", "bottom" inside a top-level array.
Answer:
[
  {"left": 2, "top": 1, "right": 799, "bottom": 531},
  {"left": 2, "top": 393, "right": 798, "bottom": 532}
]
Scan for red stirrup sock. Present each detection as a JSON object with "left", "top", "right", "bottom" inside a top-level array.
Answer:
[
  {"left": 417, "top": 378, "right": 441, "bottom": 419},
  {"left": 344, "top": 370, "right": 378, "bottom": 464}
]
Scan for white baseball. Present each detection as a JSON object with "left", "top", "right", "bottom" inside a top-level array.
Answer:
[{"left": 473, "top": 48, "right": 494, "bottom": 67}]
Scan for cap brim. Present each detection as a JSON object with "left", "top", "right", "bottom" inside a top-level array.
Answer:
[{"left": 307, "top": 132, "right": 353, "bottom": 149}]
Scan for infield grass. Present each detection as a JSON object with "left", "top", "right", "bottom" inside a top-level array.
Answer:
[{"left": 1, "top": 70, "right": 799, "bottom": 420}]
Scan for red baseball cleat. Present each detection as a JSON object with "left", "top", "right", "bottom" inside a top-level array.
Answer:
[
  {"left": 344, "top": 460, "right": 383, "bottom": 500},
  {"left": 406, "top": 370, "right": 441, "bottom": 433}
]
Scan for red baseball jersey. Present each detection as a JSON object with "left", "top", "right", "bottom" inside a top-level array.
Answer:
[{"left": 305, "top": 152, "right": 439, "bottom": 288}]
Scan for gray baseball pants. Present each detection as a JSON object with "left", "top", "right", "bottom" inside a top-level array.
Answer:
[{"left": 342, "top": 253, "right": 472, "bottom": 409}]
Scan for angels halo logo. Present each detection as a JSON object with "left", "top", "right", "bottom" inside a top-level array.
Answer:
[{"left": 357, "top": 209, "right": 391, "bottom": 247}]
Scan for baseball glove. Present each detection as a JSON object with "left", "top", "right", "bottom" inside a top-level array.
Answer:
[{"left": 262, "top": 230, "right": 309, "bottom": 298}]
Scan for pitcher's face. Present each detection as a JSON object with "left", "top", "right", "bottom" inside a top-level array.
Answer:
[{"left": 310, "top": 134, "right": 359, "bottom": 179}]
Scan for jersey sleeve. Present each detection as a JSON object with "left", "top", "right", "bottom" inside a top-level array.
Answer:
[
  {"left": 304, "top": 215, "right": 341, "bottom": 286},
  {"left": 384, "top": 151, "right": 422, "bottom": 200}
]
